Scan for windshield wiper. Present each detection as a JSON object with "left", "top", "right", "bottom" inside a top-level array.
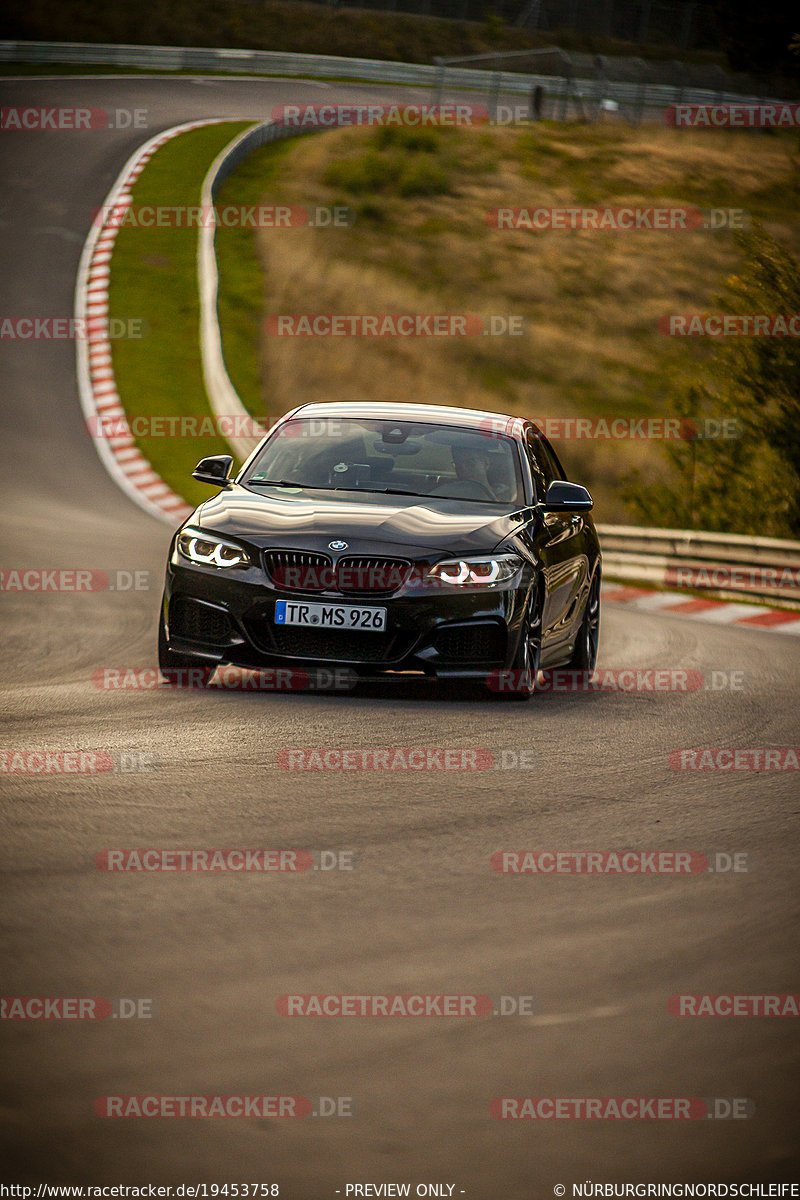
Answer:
[
  {"left": 356, "top": 487, "right": 426, "bottom": 497},
  {"left": 247, "top": 481, "right": 425, "bottom": 496},
  {"left": 362, "top": 488, "right": 501, "bottom": 501},
  {"left": 247, "top": 480, "right": 502, "bottom": 502},
  {"left": 246, "top": 479, "right": 330, "bottom": 489}
]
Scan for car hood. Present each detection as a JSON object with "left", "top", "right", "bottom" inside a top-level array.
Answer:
[{"left": 193, "top": 484, "right": 531, "bottom": 557}]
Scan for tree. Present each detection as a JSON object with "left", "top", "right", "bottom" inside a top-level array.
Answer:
[{"left": 624, "top": 224, "right": 800, "bottom": 537}]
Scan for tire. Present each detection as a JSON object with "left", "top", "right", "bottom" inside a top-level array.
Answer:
[
  {"left": 490, "top": 596, "right": 542, "bottom": 702},
  {"left": 563, "top": 570, "right": 600, "bottom": 673},
  {"left": 158, "top": 607, "right": 216, "bottom": 688}
]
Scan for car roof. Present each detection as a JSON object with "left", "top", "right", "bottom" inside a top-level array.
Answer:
[{"left": 287, "top": 401, "right": 525, "bottom": 436}]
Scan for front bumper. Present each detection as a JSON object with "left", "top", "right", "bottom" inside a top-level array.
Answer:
[{"left": 162, "top": 553, "right": 534, "bottom": 680}]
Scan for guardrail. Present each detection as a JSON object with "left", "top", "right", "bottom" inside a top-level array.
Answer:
[
  {"left": 597, "top": 525, "right": 800, "bottom": 608},
  {"left": 0, "top": 39, "right": 778, "bottom": 119}
]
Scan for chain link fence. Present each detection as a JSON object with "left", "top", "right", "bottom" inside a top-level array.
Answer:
[{"left": 432, "top": 45, "right": 796, "bottom": 124}]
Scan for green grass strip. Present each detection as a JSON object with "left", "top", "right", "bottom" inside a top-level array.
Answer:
[{"left": 106, "top": 120, "right": 251, "bottom": 511}]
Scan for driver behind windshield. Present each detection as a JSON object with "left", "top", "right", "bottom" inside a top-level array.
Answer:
[
  {"left": 430, "top": 442, "right": 504, "bottom": 501},
  {"left": 453, "top": 445, "right": 494, "bottom": 494}
]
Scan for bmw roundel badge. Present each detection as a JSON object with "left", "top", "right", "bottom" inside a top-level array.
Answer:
[{"left": 329, "top": 540, "right": 348, "bottom": 551}]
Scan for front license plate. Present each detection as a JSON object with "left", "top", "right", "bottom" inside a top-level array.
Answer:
[{"left": 275, "top": 600, "right": 387, "bottom": 631}]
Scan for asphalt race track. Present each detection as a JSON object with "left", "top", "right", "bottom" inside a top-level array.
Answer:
[{"left": 1, "top": 74, "right": 799, "bottom": 1193}]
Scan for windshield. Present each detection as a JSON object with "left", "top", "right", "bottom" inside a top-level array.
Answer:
[{"left": 244, "top": 417, "right": 524, "bottom": 505}]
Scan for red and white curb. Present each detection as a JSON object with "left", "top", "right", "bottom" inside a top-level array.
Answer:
[
  {"left": 74, "top": 119, "right": 228, "bottom": 527},
  {"left": 602, "top": 582, "right": 800, "bottom": 636}
]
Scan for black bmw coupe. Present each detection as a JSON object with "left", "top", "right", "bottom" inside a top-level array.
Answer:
[{"left": 158, "top": 402, "right": 601, "bottom": 697}]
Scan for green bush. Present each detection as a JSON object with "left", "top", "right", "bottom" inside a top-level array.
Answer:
[
  {"left": 324, "top": 151, "right": 402, "bottom": 195},
  {"left": 323, "top": 127, "right": 453, "bottom": 198},
  {"left": 373, "top": 126, "right": 442, "bottom": 153},
  {"left": 397, "top": 157, "right": 451, "bottom": 197}
]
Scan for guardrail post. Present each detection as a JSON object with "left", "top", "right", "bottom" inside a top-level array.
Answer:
[
  {"left": 559, "top": 68, "right": 571, "bottom": 122},
  {"left": 491, "top": 70, "right": 502, "bottom": 122},
  {"left": 434, "top": 57, "right": 448, "bottom": 106}
]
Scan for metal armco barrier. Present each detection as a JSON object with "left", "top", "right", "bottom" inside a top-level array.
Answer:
[
  {"left": 597, "top": 525, "right": 800, "bottom": 608},
  {"left": 0, "top": 40, "right": 780, "bottom": 119}
]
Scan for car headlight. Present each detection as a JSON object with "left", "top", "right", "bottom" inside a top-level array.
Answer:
[
  {"left": 177, "top": 527, "right": 251, "bottom": 569},
  {"left": 426, "top": 554, "right": 523, "bottom": 587}
]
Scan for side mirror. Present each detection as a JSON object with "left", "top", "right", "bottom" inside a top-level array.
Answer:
[
  {"left": 192, "top": 455, "right": 233, "bottom": 487},
  {"left": 542, "top": 480, "right": 593, "bottom": 512}
]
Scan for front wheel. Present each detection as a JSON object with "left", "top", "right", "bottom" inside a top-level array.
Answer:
[
  {"left": 490, "top": 601, "right": 542, "bottom": 701},
  {"left": 563, "top": 571, "right": 600, "bottom": 673},
  {"left": 158, "top": 608, "right": 216, "bottom": 688}
]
